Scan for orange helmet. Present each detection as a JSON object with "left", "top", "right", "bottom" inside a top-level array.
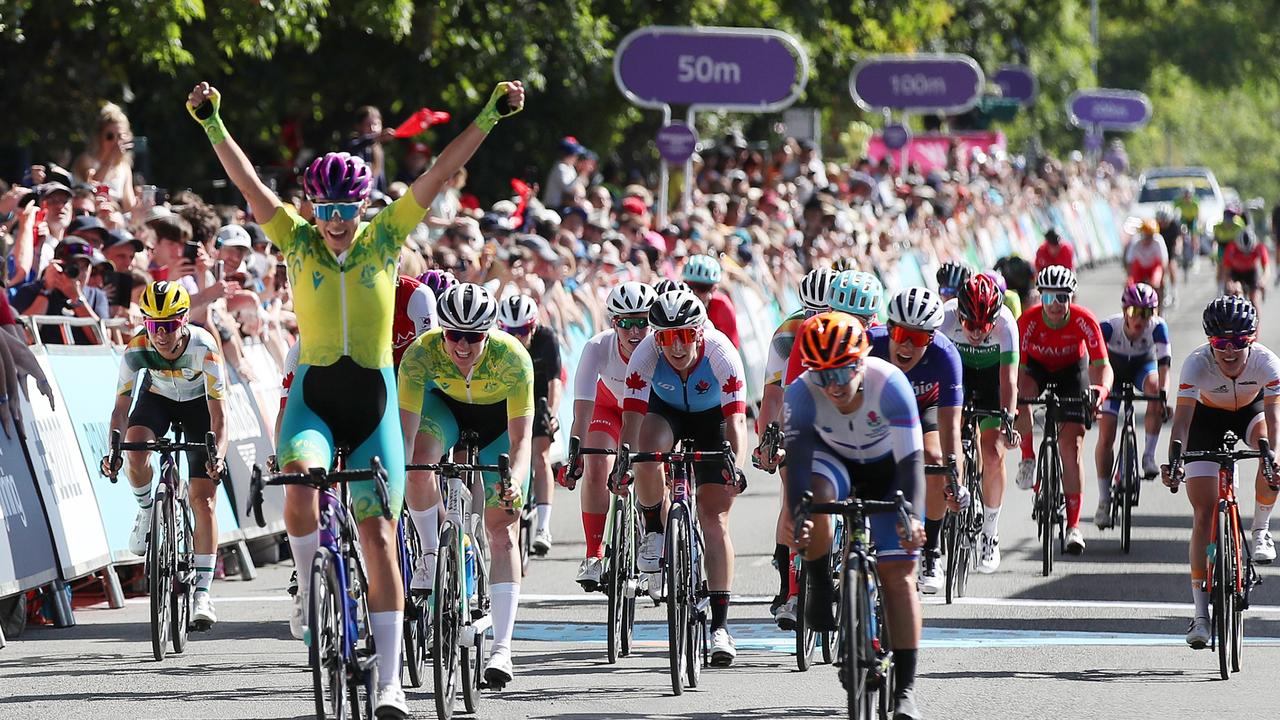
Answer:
[
  {"left": 798, "top": 312, "right": 869, "bottom": 371},
  {"left": 1140, "top": 218, "right": 1159, "bottom": 237}
]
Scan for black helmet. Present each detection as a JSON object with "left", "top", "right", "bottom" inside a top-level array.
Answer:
[
  {"left": 649, "top": 290, "right": 706, "bottom": 330},
  {"left": 936, "top": 261, "right": 972, "bottom": 292},
  {"left": 1202, "top": 295, "right": 1258, "bottom": 337}
]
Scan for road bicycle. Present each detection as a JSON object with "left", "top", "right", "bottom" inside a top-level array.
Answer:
[
  {"left": 406, "top": 430, "right": 511, "bottom": 718},
  {"left": 794, "top": 489, "right": 912, "bottom": 720},
  {"left": 107, "top": 425, "right": 219, "bottom": 662},
  {"left": 248, "top": 453, "right": 393, "bottom": 720},
  {"left": 565, "top": 435, "right": 642, "bottom": 664},
  {"left": 1020, "top": 386, "right": 1095, "bottom": 576},
  {"left": 1169, "top": 431, "right": 1275, "bottom": 680},
  {"left": 610, "top": 439, "right": 740, "bottom": 696},
  {"left": 945, "top": 405, "right": 1014, "bottom": 602},
  {"left": 1106, "top": 383, "right": 1165, "bottom": 552},
  {"left": 399, "top": 505, "right": 428, "bottom": 690}
]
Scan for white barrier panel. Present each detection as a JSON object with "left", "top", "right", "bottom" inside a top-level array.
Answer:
[{"left": 0, "top": 412, "right": 59, "bottom": 598}]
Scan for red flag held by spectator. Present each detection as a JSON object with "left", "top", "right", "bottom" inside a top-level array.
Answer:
[
  {"left": 511, "top": 178, "right": 532, "bottom": 230},
  {"left": 393, "top": 108, "right": 452, "bottom": 138}
]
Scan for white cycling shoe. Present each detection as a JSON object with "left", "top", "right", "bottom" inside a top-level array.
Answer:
[
  {"left": 1016, "top": 459, "right": 1036, "bottom": 490},
  {"left": 1065, "top": 526, "right": 1086, "bottom": 555},
  {"left": 638, "top": 532, "right": 664, "bottom": 573},
  {"left": 374, "top": 684, "right": 410, "bottom": 719},
  {"left": 1141, "top": 455, "right": 1160, "bottom": 479},
  {"left": 917, "top": 552, "right": 943, "bottom": 595},
  {"left": 576, "top": 557, "right": 603, "bottom": 590},
  {"left": 532, "top": 527, "right": 553, "bottom": 555},
  {"left": 1094, "top": 500, "right": 1112, "bottom": 530},
  {"left": 710, "top": 628, "right": 736, "bottom": 666},
  {"left": 774, "top": 595, "right": 798, "bottom": 631},
  {"left": 290, "top": 590, "right": 308, "bottom": 642},
  {"left": 977, "top": 533, "right": 1001, "bottom": 574},
  {"left": 192, "top": 592, "right": 217, "bottom": 628},
  {"left": 1186, "top": 617, "right": 1211, "bottom": 649},
  {"left": 410, "top": 552, "right": 436, "bottom": 594},
  {"left": 129, "top": 505, "right": 153, "bottom": 556},
  {"left": 484, "top": 648, "right": 514, "bottom": 689},
  {"left": 1253, "top": 529, "right": 1276, "bottom": 564}
]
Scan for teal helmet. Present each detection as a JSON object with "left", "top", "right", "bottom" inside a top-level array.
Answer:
[
  {"left": 830, "top": 270, "right": 883, "bottom": 318},
  {"left": 682, "top": 254, "right": 722, "bottom": 285}
]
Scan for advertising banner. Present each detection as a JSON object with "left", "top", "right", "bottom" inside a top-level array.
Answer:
[
  {"left": 0, "top": 418, "right": 58, "bottom": 598},
  {"left": 222, "top": 365, "right": 284, "bottom": 537},
  {"left": 866, "top": 131, "right": 1007, "bottom": 173}
]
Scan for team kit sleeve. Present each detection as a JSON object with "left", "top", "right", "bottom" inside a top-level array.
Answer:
[
  {"left": 882, "top": 369, "right": 925, "bottom": 518},
  {"left": 261, "top": 204, "right": 309, "bottom": 255},
  {"left": 1261, "top": 347, "right": 1280, "bottom": 405},
  {"left": 621, "top": 336, "right": 659, "bottom": 415},
  {"left": 1176, "top": 349, "right": 1203, "bottom": 406},
  {"left": 397, "top": 338, "right": 431, "bottom": 415},
  {"left": 1153, "top": 319, "right": 1172, "bottom": 365},
  {"left": 370, "top": 192, "right": 429, "bottom": 259},
  {"left": 506, "top": 340, "right": 536, "bottom": 420},
  {"left": 781, "top": 380, "right": 819, "bottom": 509},
  {"left": 934, "top": 335, "right": 964, "bottom": 408},
  {"left": 999, "top": 310, "right": 1019, "bottom": 365},
  {"left": 573, "top": 333, "right": 606, "bottom": 401},
  {"left": 200, "top": 332, "right": 227, "bottom": 401},
  {"left": 116, "top": 336, "right": 144, "bottom": 396},
  {"left": 1016, "top": 310, "right": 1033, "bottom": 366},
  {"left": 1077, "top": 308, "right": 1109, "bottom": 365},
  {"left": 763, "top": 324, "right": 795, "bottom": 386},
  {"left": 707, "top": 335, "right": 748, "bottom": 417}
]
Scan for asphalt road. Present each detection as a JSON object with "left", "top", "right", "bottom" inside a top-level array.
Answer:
[{"left": 4, "top": 259, "right": 1280, "bottom": 720}]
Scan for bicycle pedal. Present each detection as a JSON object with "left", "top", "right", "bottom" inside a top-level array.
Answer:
[{"left": 191, "top": 619, "right": 213, "bottom": 633}]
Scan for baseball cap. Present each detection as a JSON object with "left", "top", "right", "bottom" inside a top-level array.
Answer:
[
  {"left": 559, "top": 136, "right": 585, "bottom": 156},
  {"left": 67, "top": 216, "right": 109, "bottom": 244},
  {"left": 37, "top": 182, "right": 73, "bottom": 200},
  {"left": 516, "top": 234, "right": 560, "bottom": 264},
  {"left": 216, "top": 224, "right": 252, "bottom": 249},
  {"left": 621, "top": 196, "right": 648, "bottom": 217},
  {"left": 103, "top": 228, "right": 145, "bottom": 252}
]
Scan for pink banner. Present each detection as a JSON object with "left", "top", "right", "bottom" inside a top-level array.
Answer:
[{"left": 867, "top": 131, "right": 1007, "bottom": 174}]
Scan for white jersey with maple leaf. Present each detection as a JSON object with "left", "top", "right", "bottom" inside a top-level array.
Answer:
[{"left": 621, "top": 325, "right": 746, "bottom": 417}]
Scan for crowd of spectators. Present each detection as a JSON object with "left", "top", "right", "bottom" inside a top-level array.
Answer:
[{"left": 0, "top": 100, "right": 1134, "bottom": 408}]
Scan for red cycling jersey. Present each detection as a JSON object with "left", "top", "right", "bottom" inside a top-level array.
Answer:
[
  {"left": 391, "top": 275, "right": 437, "bottom": 366},
  {"left": 1222, "top": 242, "right": 1270, "bottom": 273},
  {"left": 705, "top": 290, "right": 741, "bottom": 349},
  {"left": 1034, "top": 241, "right": 1075, "bottom": 272},
  {"left": 1018, "top": 303, "right": 1108, "bottom": 372}
]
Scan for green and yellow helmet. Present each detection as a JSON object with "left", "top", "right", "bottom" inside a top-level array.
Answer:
[{"left": 138, "top": 281, "right": 191, "bottom": 320}]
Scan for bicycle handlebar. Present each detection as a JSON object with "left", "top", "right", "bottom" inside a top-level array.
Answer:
[
  {"left": 752, "top": 421, "right": 784, "bottom": 473},
  {"left": 964, "top": 405, "right": 1018, "bottom": 445},
  {"left": 107, "top": 429, "right": 220, "bottom": 484},
  {"left": 1168, "top": 434, "right": 1276, "bottom": 493},
  {"left": 609, "top": 441, "right": 744, "bottom": 493},
  {"left": 561, "top": 435, "right": 618, "bottom": 490},
  {"left": 246, "top": 456, "right": 394, "bottom": 527},
  {"left": 407, "top": 454, "right": 514, "bottom": 513},
  {"left": 792, "top": 490, "right": 913, "bottom": 545}
]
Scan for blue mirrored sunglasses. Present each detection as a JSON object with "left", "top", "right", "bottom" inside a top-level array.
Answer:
[
  {"left": 809, "top": 363, "right": 861, "bottom": 388},
  {"left": 313, "top": 202, "right": 362, "bottom": 222}
]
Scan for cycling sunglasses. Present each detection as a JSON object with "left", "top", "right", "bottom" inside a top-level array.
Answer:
[
  {"left": 144, "top": 318, "right": 186, "bottom": 335},
  {"left": 809, "top": 361, "right": 862, "bottom": 388},
  {"left": 938, "top": 286, "right": 959, "bottom": 300},
  {"left": 501, "top": 322, "right": 535, "bottom": 337},
  {"left": 888, "top": 323, "right": 933, "bottom": 347},
  {"left": 960, "top": 317, "right": 995, "bottom": 335},
  {"left": 655, "top": 327, "right": 701, "bottom": 347},
  {"left": 1210, "top": 334, "right": 1255, "bottom": 351},
  {"left": 444, "top": 329, "right": 487, "bottom": 344},
  {"left": 614, "top": 317, "right": 649, "bottom": 330},
  {"left": 1124, "top": 306, "right": 1154, "bottom": 318},
  {"left": 1041, "top": 291, "right": 1072, "bottom": 305},
  {"left": 312, "top": 202, "right": 362, "bottom": 222}
]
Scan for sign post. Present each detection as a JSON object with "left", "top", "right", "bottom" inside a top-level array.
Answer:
[
  {"left": 850, "top": 54, "right": 985, "bottom": 175},
  {"left": 1067, "top": 88, "right": 1152, "bottom": 161},
  {"left": 614, "top": 26, "right": 809, "bottom": 217}
]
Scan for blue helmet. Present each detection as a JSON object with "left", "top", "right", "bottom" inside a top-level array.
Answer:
[
  {"left": 682, "top": 254, "right": 722, "bottom": 285},
  {"left": 830, "top": 270, "right": 883, "bottom": 318}
]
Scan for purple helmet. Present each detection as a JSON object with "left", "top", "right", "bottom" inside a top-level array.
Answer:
[
  {"left": 418, "top": 269, "right": 458, "bottom": 298},
  {"left": 980, "top": 270, "right": 1007, "bottom": 294},
  {"left": 303, "top": 152, "right": 373, "bottom": 202},
  {"left": 1122, "top": 282, "right": 1159, "bottom": 310}
]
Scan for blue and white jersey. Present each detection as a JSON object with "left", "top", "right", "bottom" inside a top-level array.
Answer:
[
  {"left": 1100, "top": 313, "right": 1171, "bottom": 366},
  {"left": 621, "top": 326, "right": 747, "bottom": 417}
]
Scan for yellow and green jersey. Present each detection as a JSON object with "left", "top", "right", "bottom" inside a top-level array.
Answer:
[{"left": 398, "top": 328, "right": 535, "bottom": 420}]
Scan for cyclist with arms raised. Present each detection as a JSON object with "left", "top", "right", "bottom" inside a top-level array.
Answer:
[
  {"left": 940, "top": 274, "right": 1022, "bottom": 573},
  {"left": 103, "top": 281, "right": 228, "bottom": 628},
  {"left": 621, "top": 289, "right": 749, "bottom": 666},
  {"left": 187, "top": 78, "right": 523, "bottom": 717},
  {"left": 1093, "top": 283, "right": 1170, "bottom": 527},
  {"left": 1014, "top": 265, "right": 1112, "bottom": 556},
  {"left": 1162, "top": 296, "right": 1280, "bottom": 648},
  {"left": 785, "top": 312, "right": 926, "bottom": 720},
  {"left": 560, "top": 281, "right": 657, "bottom": 589}
]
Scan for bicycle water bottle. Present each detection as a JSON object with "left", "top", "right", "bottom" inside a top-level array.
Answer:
[{"left": 463, "top": 534, "right": 477, "bottom": 601}]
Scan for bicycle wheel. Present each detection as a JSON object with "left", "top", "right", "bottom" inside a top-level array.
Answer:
[
  {"left": 309, "top": 547, "right": 347, "bottom": 720},
  {"left": 349, "top": 639, "right": 377, "bottom": 720},
  {"left": 844, "top": 561, "right": 874, "bottom": 720},
  {"left": 401, "top": 521, "right": 428, "bottom": 689},
  {"left": 149, "top": 485, "right": 173, "bottom": 662},
  {"left": 170, "top": 501, "right": 193, "bottom": 653},
  {"left": 620, "top": 497, "right": 639, "bottom": 658},
  {"left": 1213, "top": 508, "right": 1232, "bottom": 681},
  {"left": 821, "top": 552, "right": 840, "bottom": 665},
  {"left": 606, "top": 495, "right": 626, "bottom": 664},
  {"left": 1120, "top": 427, "right": 1137, "bottom": 554},
  {"left": 519, "top": 505, "right": 533, "bottom": 575},
  {"left": 1036, "top": 448, "right": 1054, "bottom": 577},
  {"left": 795, "top": 561, "right": 817, "bottom": 670},
  {"left": 433, "top": 525, "right": 462, "bottom": 720},
  {"left": 1229, "top": 508, "right": 1245, "bottom": 674},
  {"left": 461, "top": 617, "right": 485, "bottom": 713},
  {"left": 665, "top": 507, "right": 688, "bottom": 696}
]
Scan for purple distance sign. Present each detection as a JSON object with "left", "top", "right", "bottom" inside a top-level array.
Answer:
[
  {"left": 993, "top": 65, "right": 1037, "bottom": 106},
  {"left": 614, "top": 27, "right": 807, "bottom": 110},
  {"left": 1067, "top": 89, "right": 1152, "bottom": 131},
  {"left": 656, "top": 123, "right": 698, "bottom": 164},
  {"left": 851, "top": 54, "right": 984, "bottom": 113}
]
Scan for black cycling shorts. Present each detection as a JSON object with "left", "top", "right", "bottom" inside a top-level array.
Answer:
[
  {"left": 1187, "top": 395, "right": 1264, "bottom": 454},
  {"left": 647, "top": 396, "right": 730, "bottom": 487},
  {"left": 128, "top": 391, "right": 212, "bottom": 476},
  {"left": 1229, "top": 268, "right": 1260, "bottom": 291},
  {"left": 1024, "top": 357, "right": 1089, "bottom": 425}
]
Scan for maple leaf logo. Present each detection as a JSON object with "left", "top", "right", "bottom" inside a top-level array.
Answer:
[
  {"left": 626, "top": 372, "right": 648, "bottom": 392},
  {"left": 721, "top": 375, "right": 744, "bottom": 394},
  {"left": 695, "top": 379, "right": 711, "bottom": 394}
]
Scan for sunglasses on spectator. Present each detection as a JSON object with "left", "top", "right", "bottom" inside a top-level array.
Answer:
[
  {"left": 655, "top": 327, "right": 701, "bottom": 347},
  {"left": 1210, "top": 334, "right": 1255, "bottom": 351},
  {"left": 614, "top": 317, "right": 649, "bottom": 330},
  {"left": 312, "top": 202, "right": 362, "bottom": 222},
  {"left": 809, "top": 361, "right": 862, "bottom": 388},
  {"left": 888, "top": 323, "right": 933, "bottom": 347},
  {"left": 1041, "top": 291, "right": 1072, "bottom": 305},
  {"left": 444, "top": 329, "right": 487, "bottom": 344},
  {"left": 501, "top": 323, "right": 536, "bottom": 337},
  {"left": 144, "top": 318, "right": 186, "bottom": 335},
  {"left": 1124, "top": 306, "right": 1154, "bottom": 318},
  {"left": 686, "top": 282, "right": 715, "bottom": 293}
]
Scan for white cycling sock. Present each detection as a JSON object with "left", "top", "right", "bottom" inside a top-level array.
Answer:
[
  {"left": 982, "top": 505, "right": 1001, "bottom": 538},
  {"left": 1253, "top": 503, "right": 1274, "bottom": 532},
  {"left": 1191, "top": 583, "right": 1209, "bottom": 619},
  {"left": 369, "top": 611, "right": 403, "bottom": 691},
  {"left": 287, "top": 530, "right": 321, "bottom": 595},
  {"left": 1144, "top": 432, "right": 1160, "bottom": 462},
  {"left": 133, "top": 483, "right": 153, "bottom": 509},
  {"left": 1097, "top": 472, "right": 1112, "bottom": 503},
  {"left": 535, "top": 503, "right": 552, "bottom": 534},
  {"left": 194, "top": 553, "right": 216, "bottom": 594},
  {"left": 408, "top": 506, "right": 440, "bottom": 554},
  {"left": 490, "top": 581, "right": 521, "bottom": 654}
]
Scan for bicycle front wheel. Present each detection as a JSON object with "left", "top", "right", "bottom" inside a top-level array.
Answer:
[
  {"left": 400, "top": 519, "right": 428, "bottom": 689},
  {"left": 1213, "top": 507, "right": 1233, "bottom": 681},
  {"left": 170, "top": 500, "right": 194, "bottom": 654},
  {"left": 1120, "top": 427, "right": 1138, "bottom": 554},
  {"left": 844, "top": 560, "right": 874, "bottom": 720},
  {"left": 606, "top": 495, "right": 626, "bottom": 664},
  {"left": 433, "top": 525, "right": 462, "bottom": 720},
  {"left": 795, "top": 561, "right": 816, "bottom": 670},
  {"left": 149, "top": 486, "right": 173, "bottom": 662},
  {"left": 309, "top": 547, "right": 347, "bottom": 720},
  {"left": 665, "top": 508, "right": 689, "bottom": 696},
  {"left": 620, "top": 496, "right": 639, "bottom": 658},
  {"left": 1036, "top": 447, "right": 1057, "bottom": 577},
  {"left": 1229, "top": 506, "right": 1246, "bottom": 674}
]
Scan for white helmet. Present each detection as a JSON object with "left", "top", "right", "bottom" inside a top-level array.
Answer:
[
  {"left": 1035, "top": 264, "right": 1078, "bottom": 293},
  {"left": 887, "top": 287, "right": 944, "bottom": 331},
  {"left": 799, "top": 267, "right": 836, "bottom": 312},
  {"left": 607, "top": 281, "right": 658, "bottom": 317},
  {"left": 498, "top": 294, "right": 539, "bottom": 328},
  {"left": 437, "top": 283, "right": 498, "bottom": 331},
  {"left": 649, "top": 290, "right": 707, "bottom": 330},
  {"left": 652, "top": 278, "right": 689, "bottom": 295}
]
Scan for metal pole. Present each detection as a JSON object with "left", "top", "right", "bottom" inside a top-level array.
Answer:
[
  {"left": 657, "top": 105, "right": 671, "bottom": 228},
  {"left": 1091, "top": 0, "right": 1100, "bottom": 81},
  {"left": 683, "top": 109, "right": 696, "bottom": 216},
  {"left": 899, "top": 113, "right": 909, "bottom": 180}
]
